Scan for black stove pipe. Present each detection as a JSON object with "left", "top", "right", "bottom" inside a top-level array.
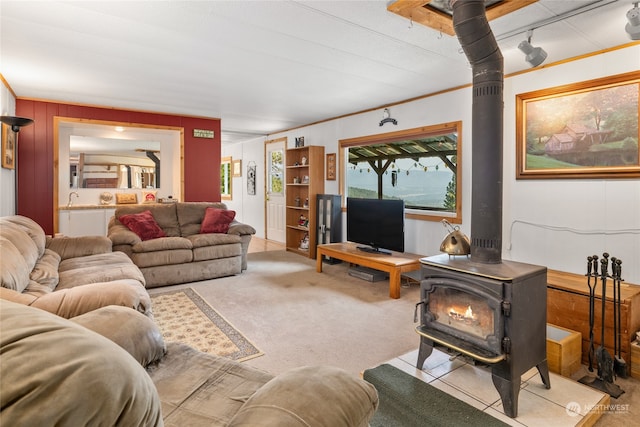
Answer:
[{"left": 451, "top": 0, "right": 504, "bottom": 264}]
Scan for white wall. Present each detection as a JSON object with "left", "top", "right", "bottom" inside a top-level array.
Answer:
[
  {"left": 503, "top": 46, "right": 640, "bottom": 284},
  {"left": 0, "top": 82, "right": 17, "bottom": 216},
  {"left": 229, "top": 45, "right": 640, "bottom": 284},
  {"left": 222, "top": 136, "right": 267, "bottom": 237}
]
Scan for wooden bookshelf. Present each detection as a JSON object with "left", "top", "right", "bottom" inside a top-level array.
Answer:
[{"left": 285, "top": 145, "right": 324, "bottom": 258}]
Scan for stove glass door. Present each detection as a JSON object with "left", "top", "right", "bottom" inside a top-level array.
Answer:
[{"left": 430, "top": 286, "right": 495, "bottom": 340}]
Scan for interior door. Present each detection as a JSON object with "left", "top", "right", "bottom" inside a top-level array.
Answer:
[{"left": 265, "top": 138, "right": 286, "bottom": 243}]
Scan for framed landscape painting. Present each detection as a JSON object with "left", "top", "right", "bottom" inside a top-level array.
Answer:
[{"left": 516, "top": 71, "right": 640, "bottom": 179}]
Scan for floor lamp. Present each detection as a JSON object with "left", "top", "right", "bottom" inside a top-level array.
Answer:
[{"left": 1, "top": 116, "right": 34, "bottom": 214}]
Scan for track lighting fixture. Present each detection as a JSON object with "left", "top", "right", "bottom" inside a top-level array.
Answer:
[
  {"left": 518, "top": 30, "right": 547, "bottom": 68},
  {"left": 626, "top": 2, "right": 640, "bottom": 40},
  {"left": 0, "top": 115, "right": 33, "bottom": 133}
]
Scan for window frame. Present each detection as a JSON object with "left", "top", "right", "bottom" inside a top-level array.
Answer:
[
  {"left": 339, "top": 121, "right": 462, "bottom": 224},
  {"left": 220, "top": 156, "right": 232, "bottom": 200},
  {"left": 267, "top": 148, "right": 284, "bottom": 195}
]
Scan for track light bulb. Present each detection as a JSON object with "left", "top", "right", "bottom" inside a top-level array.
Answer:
[
  {"left": 626, "top": 3, "right": 640, "bottom": 40},
  {"left": 518, "top": 40, "right": 548, "bottom": 68}
]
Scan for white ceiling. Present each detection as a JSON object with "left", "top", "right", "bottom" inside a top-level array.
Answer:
[{"left": 1, "top": 1, "right": 636, "bottom": 144}]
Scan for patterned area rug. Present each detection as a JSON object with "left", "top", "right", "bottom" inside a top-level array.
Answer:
[{"left": 151, "top": 288, "right": 263, "bottom": 362}]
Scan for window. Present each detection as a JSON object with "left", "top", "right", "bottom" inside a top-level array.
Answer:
[
  {"left": 268, "top": 149, "right": 284, "bottom": 194},
  {"left": 220, "top": 156, "right": 232, "bottom": 200},
  {"left": 340, "top": 122, "right": 462, "bottom": 223}
]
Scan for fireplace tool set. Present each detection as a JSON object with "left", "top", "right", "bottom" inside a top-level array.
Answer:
[{"left": 579, "top": 252, "right": 625, "bottom": 398}]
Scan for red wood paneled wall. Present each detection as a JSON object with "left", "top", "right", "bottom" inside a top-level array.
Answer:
[{"left": 15, "top": 99, "right": 221, "bottom": 235}]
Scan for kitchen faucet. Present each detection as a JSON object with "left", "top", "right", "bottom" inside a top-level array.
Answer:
[{"left": 67, "top": 191, "right": 79, "bottom": 207}]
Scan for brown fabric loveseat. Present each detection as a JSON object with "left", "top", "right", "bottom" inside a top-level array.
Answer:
[
  {"left": 0, "top": 299, "right": 379, "bottom": 426},
  {"left": 108, "top": 202, "right": 256, "bottom": 288},
  {"left": 0, "top": 215, "right": 151, "bottom": 318}
]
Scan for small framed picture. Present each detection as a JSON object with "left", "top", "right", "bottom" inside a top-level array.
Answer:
[
  {"left": 1, "top": 123, "right": 16, "bottom": 169},
  {"left": 326, "top": 153, "right": 336, "bottom": 180},
  {"left": 232, "top": 159, "right": 242, "bottom": 177},
  {"left": 141, "top": 190, "right": 157, "bottom": 204}
]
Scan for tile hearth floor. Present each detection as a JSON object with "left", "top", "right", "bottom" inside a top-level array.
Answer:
[{"left": 386, "top": 348, "right": 609, "bottom": 426}]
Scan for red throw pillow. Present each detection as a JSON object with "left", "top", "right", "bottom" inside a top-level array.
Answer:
[
  {"left": 118, "top": 210, "right": 166, "bottom": 241},
  {"left": 200, "top": 207, "right": 236, "bottom": 234}
]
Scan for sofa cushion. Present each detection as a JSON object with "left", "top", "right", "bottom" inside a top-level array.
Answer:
[
  {"left": 227, "top": 365, "right": 379, "bottom": 427},
  {"left": 46, "top": 235, "right": 112, "bottom": 260},
  {"left": 1, "top": 227, "right": 40, "bottom": 281},
  {"left": 192, "top": 243, "right": 242, "bottom": 262},
  {"left": 132, "top": 249, "right": 194, "bottom": 268},
  {"left": 119, "top": 210, "right": 167, "bottom": 241},
  {"left": 0, "top": 237, "right": 31, "bottom": 293},
  {"left": 0, "top": 300, "right": 162, "bottom": 426},
  {"left": 132, "top": 236, "right": 193, "bottom": 253},
  {"left": 200, "top": 207, "right": 236, "bottom": 234},
  {"left": 26, "top": 248, "right": 61, "bottom": 295},
  {"left": 176, "top": 202, "right": 228, "bottom": 236},
  {"left": 70, "top": 305, "right": 166, "bottom": 367},
  {"left": 115, "top": 204, "right": 181, "bottom": 237},
  {"left": 57, "top": 252, "right": 146, "bottom": 290},
  {"left": 187, "top": 233, "right": 242, "bottom": 248},
  {"left": 0, "top": 215, "right": 46, "bottom": 258}
]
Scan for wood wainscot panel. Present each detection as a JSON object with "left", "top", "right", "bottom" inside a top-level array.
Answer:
[{"left": 547, "top": 269, "right": 640, "bottom": 377}]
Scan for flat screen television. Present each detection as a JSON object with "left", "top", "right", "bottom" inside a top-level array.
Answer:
[{"left": 346, "top": 197, "right": 405, "bottom": 254}]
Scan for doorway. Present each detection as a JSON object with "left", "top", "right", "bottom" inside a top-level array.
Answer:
[{"left": 265, "top": 137, "right": 286, "bottom": 243}]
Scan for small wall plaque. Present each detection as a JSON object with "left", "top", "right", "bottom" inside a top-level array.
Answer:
[
  {"left": 193, "top": 129, "right": 215, "bottom": 139},
  {"left": 116, "top": 193, "right": 138, "bottom": 204}
]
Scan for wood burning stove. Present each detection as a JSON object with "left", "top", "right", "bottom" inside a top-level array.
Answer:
[
  {"left": 412, "top": 2, "right": 552, "bottom": 417},
  {"left": 415, "top": 254, "right": 550, "bottom": 418},
  {"left": 414, "top": 2, "right": 550, "bottom": 417}
]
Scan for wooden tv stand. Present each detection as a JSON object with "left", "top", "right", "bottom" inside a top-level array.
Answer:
[{"left": 316, "top": 242, "right": 422, "bottom": 299}]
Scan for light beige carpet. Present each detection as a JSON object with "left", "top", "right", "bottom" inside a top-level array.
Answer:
[
  {"left": 158, "top": 250, "right": 424, "bottom": 377},
  {"left": 151, "top": 287, "right": 263, "bottom": 362},
  {"left": 149, "top": 250, "right": 638, "bottom": 426}
]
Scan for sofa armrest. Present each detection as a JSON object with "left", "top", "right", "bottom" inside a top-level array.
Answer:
[
  {"left": 70, "top": 305, "right": 166, "bottom": 367},
  {"left": 108, "top": 223, "right": 143, "bottom": 246},
  {"left": 0, "top": 300, "right": 163, "bottom": 427},
  {"left": 228, "top": 365, "right": 379, "bottom": 427},
  {"left": 0, "top": 287, "right": 37, "bottom": 305},
  {"left": 46, "top": 236, "right": 112, "bottom": 260},
  {"left": 24, "top": 280, "right": 153, "bottom": 319},
  {"left": 228, "top": 221, "right": 256, "bottom": 236}
]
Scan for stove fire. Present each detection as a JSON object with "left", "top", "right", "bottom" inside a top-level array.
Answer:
[
  {"left": 448, "top": 304, "right": 475, "bottom": 322},
  {"left": 428, "top": 286, "right": 496, "bottom": 340}
]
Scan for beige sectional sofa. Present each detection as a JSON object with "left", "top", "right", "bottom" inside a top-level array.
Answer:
[
  {"left": 1, "top": 280, "right": 379, "bottom": 427},
  {"left": 1, "top": 214, "right": 379, "bottom": 426},
  {"left": 0, "top": 215, "right": 151, "bottom": 318},
  {"left": 108, "top": 202, "right": 256, "bottom": 288}
]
